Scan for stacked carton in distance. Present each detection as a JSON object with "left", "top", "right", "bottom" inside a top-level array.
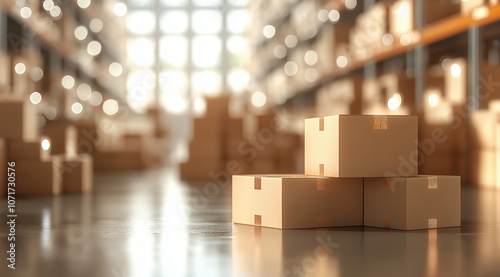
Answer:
[
  {"left": 180, "top": 95, "right": 302, "bottom": 179},
  {"left": 233, "top": 115, "right": 461, "bottom": 230},
  {"left": 469, "top": 101, "right": 500, "bottom": 189}
]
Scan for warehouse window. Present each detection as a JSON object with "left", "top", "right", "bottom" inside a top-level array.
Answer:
[{"left": 125, "top": 0, "right": 249, "bottom": 114}]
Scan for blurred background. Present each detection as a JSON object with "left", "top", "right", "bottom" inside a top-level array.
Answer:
[{"left": 0, "top": 0, "right": 500, "bottom": 276}]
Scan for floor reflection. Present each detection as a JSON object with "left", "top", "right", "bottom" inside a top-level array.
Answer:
[{"left": 0, "top": 169, "right": 499, "bottom": 277}]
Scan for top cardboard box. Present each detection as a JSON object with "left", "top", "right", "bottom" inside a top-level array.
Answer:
[
  {"left": 305, "top": 115, "right": 418, "bottom": 178},
  {"left": 0, "top": 95, "right": 38, "bottom": 141}
]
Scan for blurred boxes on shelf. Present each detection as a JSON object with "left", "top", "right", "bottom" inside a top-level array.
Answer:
[
  {"left": 16, "top": 158, "right": 63, "bottom": 196},
  {"left": 469, "top": 108, "right": 500, "bottom": 188},
  {"left": 316, "top": 76, "right": 362, "bottom": 116},
  {"left": 424, "top": 0, "right": 461, "bottom": 25},
  {"left": 0, "top": 95, "right": 38, "bottom": 141},
  {"left": 182, "top": 95, "right": 303, "bottom": 179},
  {"left": 461, "top": 0, "right": 484, "bottom": 15},
  {"left": 42, "top": 123, "right": 78, "bottom": 157},
  {"left": 61, "top": 154, "right": 93, "bottom": 194},
  {"left": 232, "top": 175, "right": 363, "bottom": 229},
  {"left": 8, "top": 137, "right": 51, "bottom": 162},
  {"left": 93, "top": 150, "right": 145, "bottom": 171},
  {"left": 0, "top": 52, "right": 10, "bottom": 91},
  {"left": 305, "top": 115, "right": 418, "bottom": 177},
  {"left": 364, "top": 176, "right": 461, "bottom": 230},
  {"left": 389, "top": 0, "right": 414, "bottom": 38}
]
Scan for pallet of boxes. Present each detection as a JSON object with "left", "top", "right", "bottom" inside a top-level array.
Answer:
[
  {"left": 180, "top": 95, "right": 302, "bottom": 179},
  {"left": 233, "top": 115, "right": 461, "bottom": 230},
  {"left": 0, "top": 95, "right": 92, "bottom": 196}
]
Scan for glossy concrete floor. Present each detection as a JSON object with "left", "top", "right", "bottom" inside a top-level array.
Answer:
[{"left": 1, "top": 167, "right": 500, "bottom": 277}]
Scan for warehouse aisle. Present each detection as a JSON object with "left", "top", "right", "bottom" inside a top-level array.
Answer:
[{"left": 1, "top": 169, "right": 500, "bottom": 277}]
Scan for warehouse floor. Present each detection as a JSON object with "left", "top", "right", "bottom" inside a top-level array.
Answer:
[{"left": 1, "top": 168, "right": 500, "bottom": 277}]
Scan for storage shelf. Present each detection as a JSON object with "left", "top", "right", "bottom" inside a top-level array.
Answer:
[
  {"left": 0, "top": 0, "right": 123, "bottom": 99},
  {"left": 277, "top": 5, "right": 500, "bottom": 102}
]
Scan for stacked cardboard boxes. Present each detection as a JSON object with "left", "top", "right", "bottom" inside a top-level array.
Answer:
[
  {"left": 419, "top": 59, "right": 468, "bottom": 179},
  {"left": 0, "top": 95, "right": 62, "bottom": 196},
  {"left": 181, "top": 96, "right": 303, "bottom": 179},
  {"left": 233, "top": 114, "right": 461, "bottom": 230},
  {"left": 469, "top": 104, "right": 500, "bottom": 188}
]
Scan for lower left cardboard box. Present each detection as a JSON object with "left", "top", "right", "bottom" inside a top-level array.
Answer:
[
  {"left": 232, "top": 174, "right": 363, "bottom": 229},
  {"left": 16, "top": 157, "right": 63, "bottom": 196}
]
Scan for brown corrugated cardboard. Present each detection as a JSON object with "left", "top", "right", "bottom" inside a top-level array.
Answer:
[
  {"left": 61, "top": 155, "right": 93, "bottom": 193},
  {"left": 305, "top": 115, "right": 418, "bottom": 177},
  {"left": 0, "top": 95, "right": 38, "bottom": 141},
  {"left": 249, "top": 158, "right": 276, "bottom": 174},
  {"left": 389, "top": 0, "right": 414, "bottom": 38},
  {"left": 0, "top": 139, "right": 6, "bottom": 198},
  {"left": 8, "top": 138, "right": 51, "bottom": 162},
  {"left": 16, "top": 158, "right": 62, "bottom": 195},
  {"left": 364, "top": 175, "right": 461, "bottom": 230},
  {"left": 444, "top": 58, "right": 467, "bottom": 105},
  {"left": 189, "top": 138, "right": 223, "bottom": 161},
  {"left": 43, "top": 123, "right": 78, "bottom": 157},
  {"left": 232, "top": 175, "right": 363, "bottom": 229},
  {"left": 205, "top": 95, "right": 230, "bottom": 118},
  {"left": 93, "top": 150, "right": 145, "bottom": 171},
  {"left": 193, "top": 117, "right": 223, "bottom": 138},
  {"left": 419, "top": 153, "right": 455, "bottom": 176},
  {"left": 0, "top": 52, "right": 10, "bottom": 90},
  {"left": 180, "top": 159, "right": 225, "bottom": 180},
  {"left": 424, "top": 0, "right": 461, "bottom": 24}
]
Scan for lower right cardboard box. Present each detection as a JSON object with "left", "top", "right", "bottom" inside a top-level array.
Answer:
[{"left": 364, "top": 175, "right": 461, "bottom": 230}]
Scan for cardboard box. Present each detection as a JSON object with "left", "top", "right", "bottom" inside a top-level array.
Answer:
[
  {"left": 226, "top": 136, "right": 246, "bottom": 159},
  {"left": 0, "top": 95, "right": 38, "bottom": 141},
  {"left": 188, "top": 138, "right": 223, "bottom": 161},
  {"left": 227, "top": 117, "right": 243, "bottom": 137},
  {"left": 205, "top": 95, "right": 230, "bottom": 118},
  {"left": 0, "top": 52, "right": 10, "bottom": 90},
  {"left": 249, "top": 157, "right": 277, "bottom": 174},
  {"left": 43, "top": 123, "right": 78, "bottom": 157},
  {"left": 16, "top": 158, "right": 62, "bottom": 195},
  {"left": 444, "top": 58, "right": 467, "bottom": 105},
  {"left": 180, "top": 159, "right": 225, "bottom": 180},
  {"left": 470, "top": 110, "right": 499, "bottom": 150},
  {"left": 364, "top": 176, "right": 461, "bottom": 230},
  {"left": 305, "top": 115, "right": 418, "bottom": 177},
  {"left": 424, "top": 0, "right": 461, "bottom": 25},
  {"left": 232, "top": 175, "right": 363, "bottom": 229},
  {"left": 8, "top": 138, "right": 51, "bottom": 162},
  {"left": 389, "top": 0, "right": 414, "bottom": 38},
  {"left": 461, "top": 0, "right": 484, "bottom": 15},
  {"left": 93, "top": 150, "right": 145, "bottom": 171},
  {"left": 0, "top": 139, "right": 5, "bottom": 198},
  {"left": 470, "top": 150, "right": 498, "bottom": 188},
  {"left": 193, "top": 117, "right": 223, "bottom": 138},
  {"left": 61, "top": 155, "right": 93, "bottom": 193},
  {"left": 419, "top": 153, "right": 455, "bottom": 176}
]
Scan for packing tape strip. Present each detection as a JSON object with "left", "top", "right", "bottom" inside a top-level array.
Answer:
[
  {"left": 383, "top": 178, "right": 392, "bottom": 189},
  {"left": 428, "top": 219, "right": 438, "bottom": 228},
  {"left": 319, "top": 164, "right": 324, "bottom": 176},
  {"left": 373, "top": 116, "right": 388, "bottom": 129},
  {"left": 254, "top": 177, "right": 261, "bottom": 190},
  {"left": 254, "top": 215, "right": 262, "bottom": 226},
  {"left": 428, "top": 176, "right": 438, "bottom": 189},
  {"left": 317, "top": 218, "right": 328, "bottom": 228},
  {"left": 383, "top": 218, "right": 392, "bottom": 228},
  {"left": 319, "top": 117, "right": 325, "bottom": 131},
  {"left": 317, "top": 178, "right": 329, "bottom": 191}
]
